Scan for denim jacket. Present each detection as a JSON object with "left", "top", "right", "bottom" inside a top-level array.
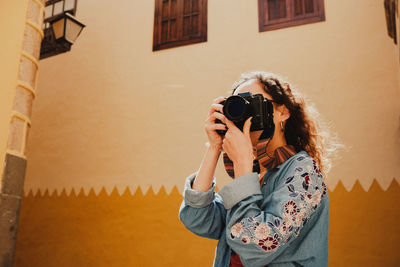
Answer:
[{"left": 179, "top": 151, "right": 329, "bottom": 267}]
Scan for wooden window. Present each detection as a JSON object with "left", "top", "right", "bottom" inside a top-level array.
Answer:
[
  {"left": 258, "top": 0, "right": 325, "bottom": 32},
  {"left": 153, "top": 0, "right": 207, "bottom": 51}
]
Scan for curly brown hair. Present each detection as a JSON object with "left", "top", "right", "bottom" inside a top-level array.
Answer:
[{"left": 231, "top": 71, "right": 342, "bottom": 177}]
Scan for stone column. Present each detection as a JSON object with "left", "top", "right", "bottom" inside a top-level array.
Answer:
[{"left": 0, "top": 0, "right": 45, "bottom": 266}]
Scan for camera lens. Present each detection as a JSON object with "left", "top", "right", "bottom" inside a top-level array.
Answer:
[{"left": 223, "top": 96, "right": 247, "bottom": 121}]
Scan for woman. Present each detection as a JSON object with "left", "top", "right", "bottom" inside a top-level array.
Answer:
[{"left": 179, "top": 71, "right": 336, "bottom": 267}]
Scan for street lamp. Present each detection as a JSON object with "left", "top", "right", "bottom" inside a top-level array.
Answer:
[
  {"left": 51, "top": 12, "right": 85, "bottom": 44},
  {"left": 40, "top": 0, "right": 86, "bottom": 60}
]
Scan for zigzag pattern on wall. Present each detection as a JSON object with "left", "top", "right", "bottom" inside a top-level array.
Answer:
[
  {"left": 23, "top": 178, "right": 400, "bottom": 198},
  {"left": 15, "top": 175, "right": 400, "bottom": 266},
  {"left": 24, "top": 185, "right": 181, "bottom": 198}
]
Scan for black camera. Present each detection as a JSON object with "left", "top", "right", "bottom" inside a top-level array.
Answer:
[{"left": 215, "top": 92, "right": 275, "bottom": 138}]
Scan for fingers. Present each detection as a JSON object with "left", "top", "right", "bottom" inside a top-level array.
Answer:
[
  {"left": 205, "top": 111, "right": 226, "bottom": 124},
  {"left": 224, "top": 117, "right": 251, "bottom": 138},
  {"left": 207, "top": 103, "right": 223, "bottom": 117},
  {"left": 223, "top": 117, "right": 237, "bottom": 131},
  {"left": 205, "top": 123, "right": 227, "bottom": 132},
  {"left": 243, "top": 117, "right": 252, "bottom": 139},
  {"left": 208, "top": 97, "right": 225, "bottom": 116},
  {"left": 208, "top": 103, "right": 224, "bottom": 116}
]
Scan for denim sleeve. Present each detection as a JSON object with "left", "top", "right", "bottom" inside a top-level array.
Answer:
[
  {"left": 220, "top": 157, "right": 328, "bottom": 266},
  {"left": 178, "top": 172, "right": 227, "bottom": 240}
]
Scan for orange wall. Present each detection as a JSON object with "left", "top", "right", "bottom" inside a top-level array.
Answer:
[{"left": 15, "top": 180, "right": 400, "bottom": 266}]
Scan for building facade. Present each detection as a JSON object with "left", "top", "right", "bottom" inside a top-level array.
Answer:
[{"left": 0, "top": 0, "right": 399, "bottom": 266}]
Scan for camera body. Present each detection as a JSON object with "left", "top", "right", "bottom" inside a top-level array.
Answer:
[{"left": 216, "top": 92, "right": 275, "bottom": 138}]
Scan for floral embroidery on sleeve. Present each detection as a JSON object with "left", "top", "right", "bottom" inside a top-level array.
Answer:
[{"left": 229, "top": 156, "right": 327, "bottom": 253}]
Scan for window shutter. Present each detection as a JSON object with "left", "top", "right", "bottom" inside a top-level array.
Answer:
[
  {"left": 293, "top": 0, "right": 318, "bottom": 18},
  {"left": 153, "top": 0, "right": 207, "bottom": 51},
  {"left": 182, "top": 0, "right": 201, "bottom": 37},
  {"left": 304, "top": 0, "right": 315, "bottom": 13},
  {"left": 259, "top": 0, "right": 290, "bottom": 29},
  {"left": 259, "top": 0, "right": 325, "bottom": 32},
  {"left": 267, "top": 0, "right": 288, "bottom": 20},
  {"left": 183, "top": 0, "right": 191, "bottom": 37},
  {"left": 160, "top": 0, "right": 178, "bottom": 43}
]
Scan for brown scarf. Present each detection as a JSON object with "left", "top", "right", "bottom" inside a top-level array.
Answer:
[{"left": 223, "top": 139, "right": 296, "bottom": 178}]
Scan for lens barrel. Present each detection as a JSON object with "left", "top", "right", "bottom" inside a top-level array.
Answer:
[{"left": 223, "top": 95, "right": 248, "bottom": 121}]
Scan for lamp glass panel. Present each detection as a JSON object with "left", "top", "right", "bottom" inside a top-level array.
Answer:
[
  {"left": 65, "top": 17, "right": 83, "bottom": 43},
  {"left": 45, "top": 5, "right": 53, "bottom": 19},
  {"left": 64, "top": 0, "right": 75, "bottom": 11},
  {"left": 42, "top": 22, "right": 49, "bottom": 30},
  {"left": 52, "top": 18, "right": 65, "bottom": 39},
  {"left": 53, "top": 1, "right": 64, "bottom": 15}
]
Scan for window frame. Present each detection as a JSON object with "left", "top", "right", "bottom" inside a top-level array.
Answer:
[
  {"left": 258, "top": 0, "right": 325, "bottom": 32},
  {"left": 152, "top": 0, "right": 208, "bottom": 51}
]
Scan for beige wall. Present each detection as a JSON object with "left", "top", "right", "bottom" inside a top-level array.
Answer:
[
  {"left": 25, "top": 0, "right": 400, "bottom": 196},
  {"left": 0, "top": 0, "right": 29, "bottom": 176}
]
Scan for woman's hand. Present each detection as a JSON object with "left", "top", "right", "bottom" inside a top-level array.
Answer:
[
  {"left": 204, "top": 97, "right": 227, "bottom": 151},
  {"left": 222, "top": 117, "right": 254, "bottom": 178}
]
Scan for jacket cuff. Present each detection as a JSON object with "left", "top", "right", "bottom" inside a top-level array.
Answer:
[
  {"left": 182, "top": 172, "right": 216, "bottom": 208},
  {"left": 218, "top": 172, "right": 261, "bottom": 209}
]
